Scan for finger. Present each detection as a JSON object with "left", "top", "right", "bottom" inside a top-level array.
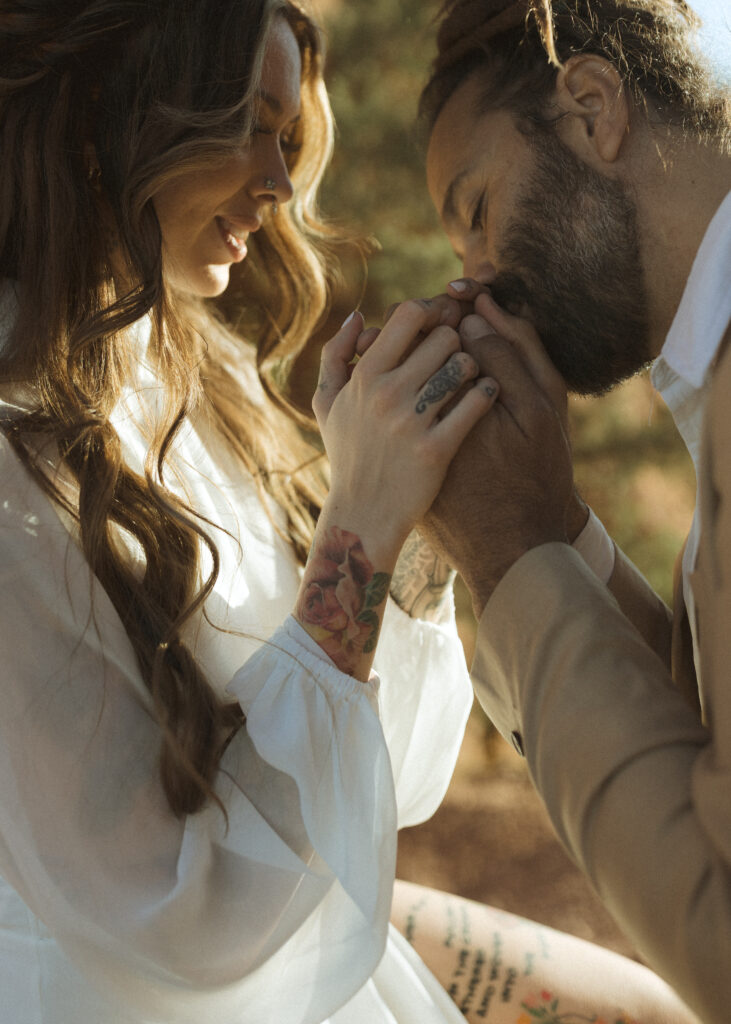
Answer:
[
  {"left": 414, "top": 351, "right": 479, "bottom": 420},
  {"left": 430, "top": 376, "right": 500, "bottom": 457},
  {"left": 455, "top": 327, "right": 536, "bottom": 415},
  {"left": 460, "top": 333, "right": 556, "bottom": 430},
  {"left": 355, "top": 326, "right": 381, "bottom": 357},
  {"left": 383, "top": 301, "right": 400, "bottom": 325},
  {"left": 397, "top": 324, "right": 461, "bottom": 392},
  {"left": 382, "top": 295, "right": 461, "bottom": 330},
  {"left": 363, "top": 299, "right": 452, "bottom": 376},
  {"left": 458, "top": 315, "right": 498, "bottom": 375},
  {"left": 423, "top": 293, "right": 468, "bottom": 330},
  {"left": 474, "top": 291, "right": 566, "bottom": 403},
  {"left": 312, "top": 311, "right": 364, "bottom": 423},
  {"left": 447, "top": 277, "right": 493, "bottom": 301}
]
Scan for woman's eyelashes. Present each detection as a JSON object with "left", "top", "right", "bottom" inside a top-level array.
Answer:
[{"left": 253, "top": 122, "right": 302, "bottom": 157}]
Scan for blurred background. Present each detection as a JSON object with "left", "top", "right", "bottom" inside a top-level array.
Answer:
[{"left": 303, "top": 0, "right": 727, "bottom": 957}]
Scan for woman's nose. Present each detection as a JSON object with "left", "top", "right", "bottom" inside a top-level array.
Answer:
[{"left": 256, "top": 149, "right": 295, "bottom": 209}]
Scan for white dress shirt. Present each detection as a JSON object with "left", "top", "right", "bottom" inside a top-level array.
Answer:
[{"left": 573, "top": 190, "right": 731, "bottom": 683}]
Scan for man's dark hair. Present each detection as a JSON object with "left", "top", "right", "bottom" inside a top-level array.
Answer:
[{"left": 421, "top": 0, "right": 729, "bottom": 144}]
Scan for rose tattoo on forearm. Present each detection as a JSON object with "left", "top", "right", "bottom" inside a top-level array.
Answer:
[{"left": 295, "top": 525, "right": 390, "bottom": 676}]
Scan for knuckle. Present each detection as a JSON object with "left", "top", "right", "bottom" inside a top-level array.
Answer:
[
  {"left": 450, "top": 350, "right": 478, "bottom": 376},
  {"left": 400, "top": 298, "right": 430, "bottom": 320},
  {"left": 413, "top": 435, "right": 442, "bottom": 468},
  {"left": 370, "top": 375, "right": 399, "bottom": 415}
]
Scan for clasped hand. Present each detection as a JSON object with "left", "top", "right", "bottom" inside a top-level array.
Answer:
[
  {"left": 421, "top": 282, "right": 578, "bottom": 617},
  {"left": 314, "top": 286, "right": 579, "bottom": 606},
  {"left": 313, "top": 298, "right": 497, "bottom": 566}
]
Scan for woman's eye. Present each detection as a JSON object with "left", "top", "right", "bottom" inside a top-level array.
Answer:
[
  {"left": 281, "top": 134, "right": 302, "bottom": 156},
  {"left": 253, "top": 123, "right": 301, "bottom": 157}
]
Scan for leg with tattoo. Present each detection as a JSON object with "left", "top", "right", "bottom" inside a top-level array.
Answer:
[{"left": 391, "top": 881, "right": 700, "bottom": 1024}]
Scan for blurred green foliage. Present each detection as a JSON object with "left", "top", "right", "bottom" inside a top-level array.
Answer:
[
  {"left": 320, "top": 0, "right": 461, "bottom": 316},
  {"left": 317, "top": 0, "right": 695, "bottom": 613}
]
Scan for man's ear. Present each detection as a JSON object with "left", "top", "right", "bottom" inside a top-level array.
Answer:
[{"left": 553, "top": 55, "right": 630, "bottom": 166}]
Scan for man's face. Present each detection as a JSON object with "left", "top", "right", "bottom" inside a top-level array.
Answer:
[{"left": 426, "top": 73, "right": 653, "bottom": 395}]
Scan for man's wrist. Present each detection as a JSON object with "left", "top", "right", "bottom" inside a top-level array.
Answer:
[{"left": 465, "top": 534, "right": 570, "bottom": 620}]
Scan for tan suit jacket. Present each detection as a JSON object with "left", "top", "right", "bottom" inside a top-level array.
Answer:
[{"left": 471, "top": 332, "right": 731, "bottom": 1024}]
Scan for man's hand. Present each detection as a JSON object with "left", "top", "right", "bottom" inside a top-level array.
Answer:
[{"left": 421, "top": 295, "right": 577, "bottom": 618}]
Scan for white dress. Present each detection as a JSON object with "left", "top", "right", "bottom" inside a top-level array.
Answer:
[{"left": 0, "top": 306, "right": 472, "bottom": 1023}]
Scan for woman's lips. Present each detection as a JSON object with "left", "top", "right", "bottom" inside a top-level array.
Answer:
[{"left": 217, "top": 217, "right": 248, "bottom": 262}]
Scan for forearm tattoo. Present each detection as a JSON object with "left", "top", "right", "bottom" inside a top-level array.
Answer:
[
  {"left": 389, "top": 529, "right": 456, "bottom": 623},
  {"left": 295, "top": 524, "right": 390, "bottom": 676}
]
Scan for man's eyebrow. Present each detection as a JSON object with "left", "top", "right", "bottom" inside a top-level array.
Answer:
[{"left": 441, "top": 169, "right": 472, "bottom": 224}]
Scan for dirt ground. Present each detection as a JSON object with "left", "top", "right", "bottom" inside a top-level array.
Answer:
[{"left": 396, "top": 704, "right": 638, "bottom": 963}]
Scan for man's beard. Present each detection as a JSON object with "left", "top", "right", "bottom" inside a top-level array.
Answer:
[{"left": 490, "top": 130, "right": 652, "bottom": 396}]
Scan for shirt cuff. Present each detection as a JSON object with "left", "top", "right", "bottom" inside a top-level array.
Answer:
[
  {"left": 571, "top": 507, "right": 615, "bottom": 584},
  {"left": 282, "top": 616, "right": 381, "bottom": 709}
]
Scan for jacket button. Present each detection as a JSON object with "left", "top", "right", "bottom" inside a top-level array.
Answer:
[{"left": 511, "top": 731, "right": 525, "bottom": 757}]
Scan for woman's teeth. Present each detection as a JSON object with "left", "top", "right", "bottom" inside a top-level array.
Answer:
[{"left": 219, "top": 218, "right": 247, "bottom": 253}]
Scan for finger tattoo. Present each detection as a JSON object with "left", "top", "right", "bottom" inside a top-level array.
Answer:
[{"left": 415, "top": 361, "right": 464, "bottom": 414}]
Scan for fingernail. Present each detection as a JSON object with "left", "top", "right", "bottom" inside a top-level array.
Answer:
[
  {"left": 460, "top": 314, "right": 495, "bottom": 340},
  {"left": 341, "top": 311, "right": 357, "bottom": 328},
  {"left": 449, "top": 279, "right": 469, "bottom": 293}
]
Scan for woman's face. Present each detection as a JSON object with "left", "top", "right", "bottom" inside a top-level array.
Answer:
[{"left": 153, "top": 17, "right": 302, "bottom": 298}]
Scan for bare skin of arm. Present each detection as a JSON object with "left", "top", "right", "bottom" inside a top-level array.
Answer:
[{"left": 391, "top": 880, "right": 699, "bottom": 1024}]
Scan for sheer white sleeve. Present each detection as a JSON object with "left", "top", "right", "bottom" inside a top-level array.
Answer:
[
  {"left": 0, "top": 439, "right": 397, "bottom": 1024},
  {"left": 373, "top": 596, "right": 473, "bottom": 829}
]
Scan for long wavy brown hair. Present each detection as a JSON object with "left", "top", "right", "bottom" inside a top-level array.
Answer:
[
  {"left": 0, "top": 0, "right": 342, "bottom": 817},
  {"left": 421, "top": 0, "right": 730, "bottom": 146}
]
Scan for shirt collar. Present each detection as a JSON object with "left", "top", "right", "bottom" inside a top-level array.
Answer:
[
  {"left": 652, "top": 190, "right": 731, "bottom": 391},
  {"left": 650, "top": 191, "right": 731, "bottom": 467}
]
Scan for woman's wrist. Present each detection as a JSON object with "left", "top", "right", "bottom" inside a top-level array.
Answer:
[
  {"left": 294, "top": 504, "right": 402, "bottom": 681},
  {"left": 321, "top": 491, "right": 408, "bottom": 569}
]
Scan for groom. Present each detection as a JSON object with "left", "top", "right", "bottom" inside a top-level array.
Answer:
[{"left": 417, "top": 1, "right": 731, "bottom": 1022}]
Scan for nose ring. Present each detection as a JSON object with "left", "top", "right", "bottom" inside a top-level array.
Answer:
[{"left": 264, "top": 177, "right": 277, "bottom": 192}]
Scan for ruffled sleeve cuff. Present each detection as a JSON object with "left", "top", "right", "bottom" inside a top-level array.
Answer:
[{"left": 226, "top": 619, "right": 396, "bottom": 921}]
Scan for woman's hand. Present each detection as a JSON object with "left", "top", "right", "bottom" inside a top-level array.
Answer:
[
  {"left": 313, "top": 300, "right": 497, "bottom": 565},
  {"left": 296, "top": 301, "right": 497, "bottom": 681}
]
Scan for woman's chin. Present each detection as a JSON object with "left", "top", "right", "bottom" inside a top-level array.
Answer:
[{"left": 167, "top": 262, "right": 233, "bottom": 299}]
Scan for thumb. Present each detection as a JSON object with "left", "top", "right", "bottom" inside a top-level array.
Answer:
[
  {"left": 312, "top": 311, "right": 364, "bottom": 426},
  {"left": 474, "top": 291, "right": 567, "bottom": 415}
]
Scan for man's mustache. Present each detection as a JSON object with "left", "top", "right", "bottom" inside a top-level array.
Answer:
[{"left": 488, "top": 272, "right": 531, "bottom": 318}]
